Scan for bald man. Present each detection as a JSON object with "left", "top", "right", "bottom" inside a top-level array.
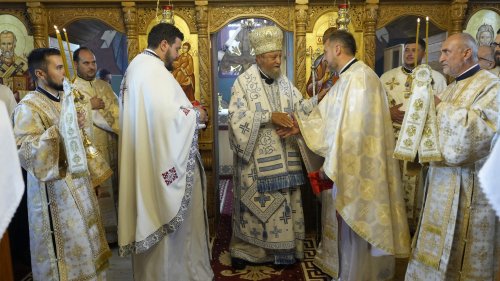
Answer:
[{"left": 405, "top": 33, "right": 500, "bottom": 280}]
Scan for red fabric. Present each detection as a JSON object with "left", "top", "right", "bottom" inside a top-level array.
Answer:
[{"left": 308, "top": 171, "right": 333, "bottom": 195}]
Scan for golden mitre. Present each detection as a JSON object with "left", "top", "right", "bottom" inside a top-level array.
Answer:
[{"left": 249, "top": 25, "right": 283, "bottom": 55}]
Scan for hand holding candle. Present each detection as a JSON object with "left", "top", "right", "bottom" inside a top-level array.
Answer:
[
  {"left": 54, "top": 26, "right": 70, "bottom": 78},
  {"left": 415, "top": 18, "right": 420, "bottom": 68},
  {"left": 425, "top": 17, "right": 429, "bottom": 65}
]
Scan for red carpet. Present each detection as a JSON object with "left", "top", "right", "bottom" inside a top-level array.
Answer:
[{"left": 211, "top": 179, "right": 330, "bottom": 281}]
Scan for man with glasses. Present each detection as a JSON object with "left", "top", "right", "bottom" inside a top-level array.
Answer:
[
  {"left": 478, "top": 45, "right": 496, "bottom": 71},
  {"left": 489, "top": 28, "right": 500, "bottom": 77}
]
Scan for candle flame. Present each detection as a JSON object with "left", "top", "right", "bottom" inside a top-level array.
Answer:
[
  {"left": 417, "top": 18, "right": 420, "bottom": 23},
  {"left": 426, "top": 16, "right": 429, "bottom": 21}
]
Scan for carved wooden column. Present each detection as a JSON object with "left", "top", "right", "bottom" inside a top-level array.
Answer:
[
  {"left": 450, "top": 0, "right": 468, "bottom": 35},
  {"left": 195, "top": 0, "right": 216, "bottom": 236},
  {"left": 27, "top": 2, "right": 48, "bottom": 48},
  {"left": 122, "top": 2, "right": 139, "bottom": 62},
  {"left": 363, "top": 0, "right": 378, "bottom": 69},
  {"left": 295, "top": 1, "right": 308, "bottom": 96}
]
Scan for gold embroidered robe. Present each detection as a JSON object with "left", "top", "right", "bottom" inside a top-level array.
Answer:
[
  {"left": 13, "top": 91, "right": 111, "bottom": 281},
  {"left": 297, "top": 61, "right": 411, "bottom": 274},
  {"left": 380, "top": 66, "right": 447, "bottom": 232},
  {"left": 73, "top": 77, "right": 119, "bottom": 243},
  {"left": 405, "top": 69, "right": 500, "bottom": 281}
]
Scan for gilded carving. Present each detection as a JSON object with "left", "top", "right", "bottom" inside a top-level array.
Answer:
[
  {"left": 136, "top": 7, "right": 197, "bottom": 35},
  {"left": 295, "top": 4, "right": 308, "bottom": 96},
  {"left": 451, "top": 1, "right": 468, "bottom": 35},
  {"left": 364, "top": 3, "right": 378, "bottom": 69},
  {"left": 467, "top": 3, "right": 500, "bottom": 19},
  {"left": 308, "top": 4, "right": 364, "bottom": 32},
  {"left": 47, "top": 7, "right": 125, "bottom": 34},
  {"left": 122, "top": 3, "right": 139, "bottom": 62},
  {"left": 209, "top": 6, "right": 293, "bottom": 33},
  {"left": 377, "top": 4, "right": 449, "bottom": 31},
  {"left": 4, "top": 8, "right": 31, "bottom": 34},
  {"left": 26, "top": 4, "right": 47, "bottom": 48}
]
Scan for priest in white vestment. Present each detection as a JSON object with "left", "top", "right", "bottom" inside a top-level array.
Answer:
[
  {"left": 73, "top": 47, "right": 120, "bottom": 243},
  {"left": 297, "top": 29, "right": 411, "bottom": 281},
  {"left": 14, "top": 48, "right": 111, "bottom": 281},
  {"left": 405, "top": 33, "right": 500, "bottom": 281},
  {"left": 118, "top": 23, "right": 213, "bottom": 281},
  {"left": 380, "top": 38, "right": 447, "bottom": 233},
  {"left": 228, "top": 25, "right": 325, "bottom": 268}
]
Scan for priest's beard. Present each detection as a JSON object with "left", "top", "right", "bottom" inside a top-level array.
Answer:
[
  {"left": 164, "top": 49, "right": 175, "bottom": 71},
  {"left": 47, "top": 76, "right": 64, "bottom": 91},
  {"left": 496, "top": 50, "right": 500, "bottom": 66},
  {"left": 262, "top": 68, "right": 281, "bottom": 80}
]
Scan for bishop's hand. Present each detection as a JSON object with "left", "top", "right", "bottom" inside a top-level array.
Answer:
[
  {"left": 271, "top": 112, "right": 293, "bottom": 128},
  {"left": 276, "top": 119, "right": 300, "bottom": 138}
]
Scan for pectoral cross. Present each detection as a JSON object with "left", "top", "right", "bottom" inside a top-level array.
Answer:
[{"left": 385, "top": 77, "right": 400, "bottom": 90}]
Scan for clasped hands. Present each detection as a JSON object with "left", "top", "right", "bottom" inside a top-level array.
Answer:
[{"left": 272, "top": 112, "right": 300, "bottom": 138}]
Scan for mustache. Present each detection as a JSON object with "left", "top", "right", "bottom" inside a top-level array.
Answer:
[{"left": 1, "top": 50, "right": 13, "bottom": 58}]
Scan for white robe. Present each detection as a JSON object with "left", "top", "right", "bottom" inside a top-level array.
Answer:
[
  {"left": 118, "top": 51, "right": 213, "bottom": 281},
  {"left": 0, "top": 100, "right": 24, "bottom": 236}
]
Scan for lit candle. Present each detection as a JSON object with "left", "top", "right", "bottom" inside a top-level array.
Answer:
[
  {"left": 425, "top": 17, "right": 429, "bottom": 65},
  {"left": 415, "top": 18, "right": 420, "bottom": 68},
  {"left": 54, "top": 26, "right": 70, "bottom": 78},
  {"left": 63, "top": 28, "right": 76, "bottom": 79}
]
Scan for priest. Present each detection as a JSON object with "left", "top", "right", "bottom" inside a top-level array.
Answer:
[
  {"left": 380, "top": 38, "right": 447, "bottom": 233},
  {"left": 297, "top": 29, "right": 410, "bottom": 280},
  {"left": 14, "top": 47, "right": 111, "bottom": 280},
  {"left": 405, "top": 33, "right": 500, "bottom": 281},
  {"left": 118, "top": 23, "right": 213, "bottom": 281},
  {"left": 73, "top": 47, "right": 119, "bottom": 243}
]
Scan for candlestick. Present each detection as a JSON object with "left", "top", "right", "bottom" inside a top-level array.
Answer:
[
  {"left": 425, "top": 17, "right": 429, "bottom": 65},
  {"left": 63, "top": 28, "right": 76, "bottom": 79},
  {"left": 415, "top": 18, "right": 420, "bottom": 68},
  {"left": 54, "top": 26, "right": 70, "bottom": 78}
]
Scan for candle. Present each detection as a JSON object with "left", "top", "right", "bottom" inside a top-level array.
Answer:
[
  {"left": 415, "top": 18, "right": 420, "bottom": 68},
  {"left": 54, "top": 26, "right": 70, "bottom": 78},
  {"left": 63, "top": 28, "right": 76, "bottom": 79},
  {"left": 425, "top": 17, "right": 429, "bottom": 65}
]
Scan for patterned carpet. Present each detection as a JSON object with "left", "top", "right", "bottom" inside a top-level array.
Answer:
[{"left": 212, "top": 179, "right": 330, "bottom": 281}]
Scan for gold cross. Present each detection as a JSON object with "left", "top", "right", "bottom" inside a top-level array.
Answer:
[{"left": 385, "top": 77, "right": 400, "bottom": 90}]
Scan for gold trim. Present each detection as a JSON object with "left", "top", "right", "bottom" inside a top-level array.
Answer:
[{"left": 209, "top": 5, "right": 294, "bottom": 33}]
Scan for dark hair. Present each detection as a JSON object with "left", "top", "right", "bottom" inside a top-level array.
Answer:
[
  {"left": 147, "top": 23, "right": 184, "bottom": 49},
  {"left": 97, "top": 68, "right": 111, "bottom": 79},
  {"left": 497, "top": 28, "right": 500, "bottom": 35},
  {"left": 404, "top": 37, "right": 426, "bottom": 51},
  {"left": 322, "top": 27, "right": 338, "bottom": 44},
  {"left": 27, "top": 48, "right": 61, "bottom": 82},
  {"left": 73, "top": 46, "right": 94, "bottom": 62},
  {"left": 324, "top": 29, "right": 357, "bottom": 55}
]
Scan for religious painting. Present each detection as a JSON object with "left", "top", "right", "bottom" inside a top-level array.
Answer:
[
  {"left": 465, "top": 9, "right": 500, "bottom": 47},
  {"left": 0, "top": 14, "right": 34, "bottom": 101},
  {"left": 172, "top": 41, "right": 196, "bottom": 101}
]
